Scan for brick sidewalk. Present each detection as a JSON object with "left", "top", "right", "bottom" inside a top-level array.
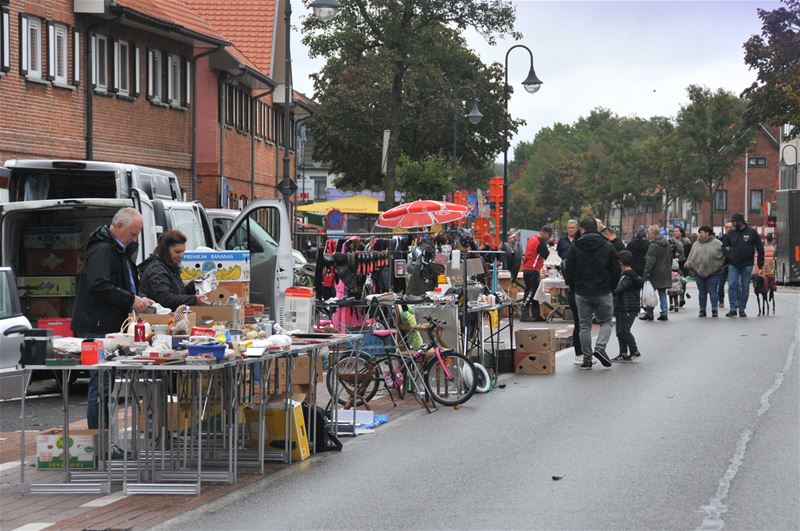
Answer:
[{"left": 0, "top": 318, "right": 573, "bottom": 530}]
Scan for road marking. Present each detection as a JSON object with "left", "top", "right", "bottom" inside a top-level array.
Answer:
[
  {"left": 697, "top": 306, "right": 799, "bottom": 531},
  {"left": 80, "top": 490, "right": 129, "bottom": 507},
  {"left": 10, "top": 524, "right": 55, "bottom": 531},
  {"left": 0, "top": 461, "right": 20, "bottom": 472}
]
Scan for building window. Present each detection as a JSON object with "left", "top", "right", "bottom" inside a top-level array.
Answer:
[
  {"left": 1, "top": 7, "right": 9, "bottom": 73},
  {"left": 748, "top": 157, "right": 767, "bottom": 168},
  {"left": 25, "top": 17, "right": 42, "bottom": 79},
  {"left": 713, "top": 189, "right": 728, "bottom": 212},
  {"left": 115, "top": 39, "right": 129, "bottom": 95},
  {"left": 314, "top": 179, "right": 326, "bottom": 201},
  {"left": 749, "top": 189, "right": 763, "bottom": 213},
  {"left": 53, "top": 24, "right": 68, "bottom": 85},
  {"left": 147, "top": 49, "right": 162, "bottom": 101},
  {"left": 167, "top": 54, "right": 180, "bottom": 105}
]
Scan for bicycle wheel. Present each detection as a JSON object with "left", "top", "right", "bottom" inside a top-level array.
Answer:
[
  {"left": 423, "top": 351, "right": 477, "bottom": 406},
  {"left": 326, "top": 352, "right": 381, "bottom": 407}
]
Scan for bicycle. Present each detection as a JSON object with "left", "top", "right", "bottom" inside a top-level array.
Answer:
[{"left": 327, "top": 316, "right": 478, "bottom": 408}]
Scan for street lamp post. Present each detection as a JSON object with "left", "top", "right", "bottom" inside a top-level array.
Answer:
[
  {"left": 780, "top": 143, "right": 799, "bottom": 189},
  {"left": 452, "top": 86, "right": 483, "bottom": 165},
  {"left": 279, "top": 0, "right": 342, "bottom": 226},
  {"left": 501, "top": 45, "right": 542, "bottom": 243}
]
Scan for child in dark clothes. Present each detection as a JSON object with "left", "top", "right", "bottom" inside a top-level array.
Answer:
[{"left": 613, "top": 251, "right": 644, "bottom": 362}]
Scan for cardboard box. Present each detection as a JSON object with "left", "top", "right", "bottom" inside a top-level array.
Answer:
[
  {"left": 138, "top": 399, "right": 224, "bottom": 433},
  {"left": 181, "top": 250, "right": 250, "bottom": 283},
  {"left": 37, "top": 429, "right": 97, "bottom": 470},
  {"left": 514, "top": 351, "right": 555, "bottom": 375},
  {"left": 29, "top": 298, "right": 62, "bottom": 319},
  {"left": 131, "top": 311, "right": 197, "bottom": 332},
  {"left": 26, "top": 250, "right": 84, "bottom": 276},
  {"left": 205, "top": 281, "right": 250, "bottom": 305},
  {"left": 284, "top": 288, "right": 315, "bottom": 332},
  {"left": 23, "top": 225, "right": 83, "bottom": 250},
  {"left": 515, "top": 328, "right": 556, "bottom": 352},
  {"left": 191, "top": 305, "right": 244, "bottom": 326},
  {"left": 17, "top": 276, "right": 77, "bottom": 297},
  {"left": 245, "top": 401, "right": 310, "bottom": 461}
]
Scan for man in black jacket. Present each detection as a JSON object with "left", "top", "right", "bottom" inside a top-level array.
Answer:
[
  {"left": 601, "top": 227, "right": 626, "bottom": 253},
  {"left": 721, "top": 213, "right": 765, "bottom": 318},
  {"left": 73, "top": 207, "right": 153, "bottom": 429},
  {"left": 556, "top": 219, "right": 579, "bottom": 260},
  {"left": 563, "top": 218, "right": 619, "bottom": 370}
]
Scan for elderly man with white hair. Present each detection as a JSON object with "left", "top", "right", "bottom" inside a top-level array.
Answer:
[{"left": 641, "top": 224, "right": 672, "bottom": 321}]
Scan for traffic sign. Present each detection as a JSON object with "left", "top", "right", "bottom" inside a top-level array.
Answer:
[{"left": 326, "top": 208, "right": 344, "bottom": 229}]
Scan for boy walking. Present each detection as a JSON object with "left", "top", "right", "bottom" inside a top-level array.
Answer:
[{"left": 612, "top": 251, "right": 643, "bottom": 362}]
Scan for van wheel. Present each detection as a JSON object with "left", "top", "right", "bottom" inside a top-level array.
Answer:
[{"left": 53, "top": 371, "right": 78, "bottom": 391}]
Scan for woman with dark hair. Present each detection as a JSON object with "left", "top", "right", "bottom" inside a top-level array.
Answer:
[{"left": 139, "top": 230, "right": 209, "bottom": 310}]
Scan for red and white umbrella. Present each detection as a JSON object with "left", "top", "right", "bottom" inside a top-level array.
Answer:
[{"left": 376, "top": 200, "right": 469, "bottom": 229}]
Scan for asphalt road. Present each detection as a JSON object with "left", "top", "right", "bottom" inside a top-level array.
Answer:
[
  {"left": 0, "top": 378, "right": 89, "bottom": 432},
  {"left": 162, "top": 287, "right": 800, "bottom": 531}
]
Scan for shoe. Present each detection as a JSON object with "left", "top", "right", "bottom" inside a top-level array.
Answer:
[
  {"left": 580, "top": 358, "right": 593, "bottom": 370},
  {"left": 712, "top": 311, "right": 718, "bottom": 318},
  {"left": 111, "top": 443, "right": 127, "bottom": 460},
  {"left": 680, "top": 299, "right": 686, "bottom": 307},
  {"left": 612, "top": 354, "right": 631, "bottom": 363},
  {"left": 639, "top": 314, "right": 653, "bottom": 321},
  {"left": 698, "top": 311, "right": 706, "bottom": 318},
  {"left": 573, "top": 354, "right": 583, "bottom": 365},
  {"left": 629, "top": 351, "right": 642, "bottom": 362},
  {"left": 593, "top": 350, "right": 612, "bottom": 367},
  {"left": 657, "top": 314, "right": 668, "bottom": 321},
  {"left": 669, "top": 305, "right": 674, "bottom": 311},
  {"left": 725, "top": 311, "right": 738, "bottom": 317},
  {"left": 739, "top": 310, "right": 747, "bottom": 318}
]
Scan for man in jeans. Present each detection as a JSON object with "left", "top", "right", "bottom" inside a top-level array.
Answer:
[
  {"left": 563, "top": 218, "right": 619, "bottom": 370},
  {"left": 722, "top": 213, "right": 765, "bottom": 317}
]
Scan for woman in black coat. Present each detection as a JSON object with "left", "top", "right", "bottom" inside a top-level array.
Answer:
[
  {"left": 626, "top": 226, "right": 650, "bottom": 277},
  {"left": 139, "top": 230, "right": 209, "bottom": 310}
]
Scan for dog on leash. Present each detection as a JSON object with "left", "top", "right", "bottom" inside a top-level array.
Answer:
[{"left": 751, "top": 273, "right": 776, "bottom": 316}]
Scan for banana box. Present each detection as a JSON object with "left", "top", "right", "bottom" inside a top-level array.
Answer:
[{"left": 180, "top": 251, "right": 250, "bottom": 284}]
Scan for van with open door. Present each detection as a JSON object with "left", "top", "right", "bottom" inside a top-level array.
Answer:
[{"left": 0, "top": 267, "right": 33, "bottom": 399}]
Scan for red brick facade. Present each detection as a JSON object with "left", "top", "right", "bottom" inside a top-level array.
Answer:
[{"left": 1, "top": 0, "right": 297, "bottom": 207}]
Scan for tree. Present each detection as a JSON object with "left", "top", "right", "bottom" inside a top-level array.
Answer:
[
  {"left": 675, "top": 85, "right": 754, "bottom": 229},
  {"left": 303, "top": 0, "right": 519, "bottom": 208},
  {"left": 742, "top": 0, "right": 800, "bottom": 136},
  {"left": 395, "top": 154, "right": 455, "bottom": 201}
]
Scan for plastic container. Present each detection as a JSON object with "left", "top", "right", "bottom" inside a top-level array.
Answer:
[{"left": 186, "top": 343, "right": 227, "bottom": 361}]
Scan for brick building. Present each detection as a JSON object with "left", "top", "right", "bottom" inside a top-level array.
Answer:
[
  {"left": 617, "top": 124, "right": 780, "bottom": 237},
  {"left": 0, "top": 0, "right": 307, "bottom": 206}
]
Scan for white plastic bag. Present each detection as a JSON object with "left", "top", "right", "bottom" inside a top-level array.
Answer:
[{"left": 642, "top": 280, "right": 659, "bottom": 308}]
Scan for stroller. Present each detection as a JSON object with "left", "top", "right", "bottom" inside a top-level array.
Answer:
[{"left": 668, "top": 259, "right": 688, "bottom": 311}]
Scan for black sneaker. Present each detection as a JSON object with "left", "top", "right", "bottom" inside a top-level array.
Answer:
[
  {"left": 580, "top": 358, "right": 593, "bottom": 370},
  {"left": 639, "top": 314, "right": 653, "bottom": 321},
  {"left": 629, "top": 351, "right": 642, "bottom": 362},
  {"left": 612, "top": 354, "right": 631, "bottom": 363},
  {"left": 712, "top": 311, "right": 718, "bottom": 318},
  {"left": 111, "top": 443, "right": 127, "bottom": 460},
  {"left": 726, "top": 311, "right": 738, "bottom": 317},
  {"left": 698, "top": 311, "right": 706, "bottom": 318},
  {"left": 657, "top": 314, "right": 669, "bottom": 321},
  {"left": 739, "top": 310, "right": 747, "bottom": 318},
  {"left": 593, "top": 350, "right": 612, "bottom": 367}
]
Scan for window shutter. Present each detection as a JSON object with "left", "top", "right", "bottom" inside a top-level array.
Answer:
[
  {"left": 46, "top": 21, "right": 54, "bottom": 80},
  {"left": 133, "top": 45, "right": 140, "bottom": 97},
  {"left": 19, "top": 14, "right": 28, "bottom": 76},
  {"left": 184, "top": 58, "right": 191, "bottom": 106},
  {"left": 146, "top": 47, "right": 152, "bottom": 100},
  {"left": 112, "top": 38, "right": 119, "bottom": 92},
  {"left": 1, "top": 7, "right": 10, "bottom": 73},
  {"left": 90, "top": 33, "right": 96, "bottom": 88},
  {"left": 72, "top": 29, "right": 80, "bottom": 84}
]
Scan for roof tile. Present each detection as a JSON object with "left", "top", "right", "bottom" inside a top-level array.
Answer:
[{"left": 117, "top": 0, "right": 228, "bottom": 43}]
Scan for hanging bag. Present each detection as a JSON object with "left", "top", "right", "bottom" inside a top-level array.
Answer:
[{"left": 642, "top": 280, "right": 659, "bottom": 308}]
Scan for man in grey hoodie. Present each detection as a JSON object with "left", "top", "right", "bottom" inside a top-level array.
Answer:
[{"left": 685, "top": 225, "right": 725, "bottom": 317}]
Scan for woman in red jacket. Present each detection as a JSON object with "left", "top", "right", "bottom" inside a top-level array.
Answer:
[{"left": 521, "top": 226, "right": 552, "bottom": 321}]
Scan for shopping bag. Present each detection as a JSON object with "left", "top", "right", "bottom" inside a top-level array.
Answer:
[{"left": 642, "top": 281, "right": 659, "bottom": 308}]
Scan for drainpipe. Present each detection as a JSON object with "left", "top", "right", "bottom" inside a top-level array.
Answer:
[
  {"left": 85, "top": 14, "right": 122, "bottom": 160},
  {"left": 251, "top": 89, "right": 274, "bottom": 202},
  {"left": 191, "top": 46, "right": 223, "bottom": 201},
  {"left": 219, "top": 74, "right": 227, "bottom": 208}
]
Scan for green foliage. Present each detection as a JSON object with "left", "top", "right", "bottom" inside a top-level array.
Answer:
[
  {"left": 742, "top": 0, "right": 800, "bottom": 136},
  {"left": 395, "top": 154, "right": 456, "bottom": 201},
  {"left": 302, "top": 0, "right": 520, "bottom": 207}
]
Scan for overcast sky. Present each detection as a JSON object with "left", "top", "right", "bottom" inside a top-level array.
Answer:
[{"left": 290, "top": 0, "right": 779, "bottom": 161}]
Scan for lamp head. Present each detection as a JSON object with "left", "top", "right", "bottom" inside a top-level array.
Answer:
[
  {"left": 309, "top": 0, "right": 340, "bottom": 22},
  {"left": 467, "top": 101, "right": 483, "bottom": 125},
  {"left": 522, "top": 66, "right": 543, "bottom": 94}
]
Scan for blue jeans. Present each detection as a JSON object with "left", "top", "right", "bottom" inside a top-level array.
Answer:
[
  {"left": 695, "top": 273, "right": 721, "bottom": 313},
  {"left": 727, "top": 265, "right": 753, "bottom": 312},
  {"left": 644, "top": 288, "right": 669, "bottom": 317}
]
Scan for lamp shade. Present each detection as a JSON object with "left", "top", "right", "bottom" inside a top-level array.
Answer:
[
  {"left": 309, "top": 0, "right": 340, "bottom": 21},
  {"left": 467, "top": 101, "right": 483, "bottom": 125},
  {"left": 522, "top": 66, "right": 543, "bottom": 94}
]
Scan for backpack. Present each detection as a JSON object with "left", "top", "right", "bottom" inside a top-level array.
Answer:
[{"left": 301, "top": 403, "right": 343, "bottom": 453}]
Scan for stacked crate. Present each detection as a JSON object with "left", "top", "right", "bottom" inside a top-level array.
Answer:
[{"left": 514, "top": 328, "right": 556, "bottom": 375}]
